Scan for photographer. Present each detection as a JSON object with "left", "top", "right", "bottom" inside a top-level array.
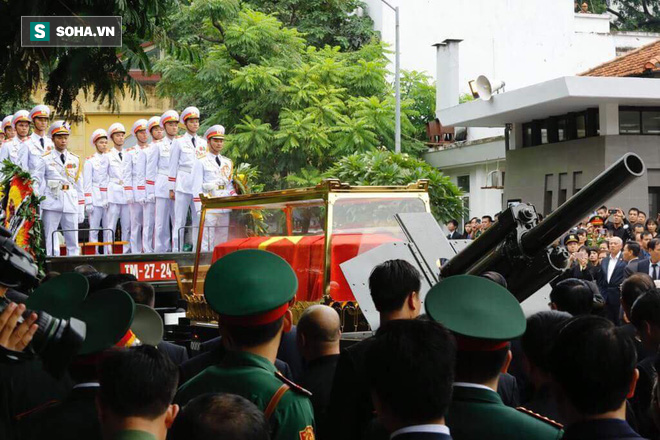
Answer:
[{"left": 606, "top": 208, "right": 633, "bottom": 242}]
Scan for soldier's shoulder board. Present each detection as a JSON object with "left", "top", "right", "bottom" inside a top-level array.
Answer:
[
  {"left": 515, "top": 407, "right": 563, "bottom": 429},
  {"left": 274, "top": 371, "right": 312, "bottom": 398},
  {"left": 69, "top": 151, "right": 79, "bottom": 158},
  {"left": 42, "top": 151, "right": 51, "bottom": 157}
]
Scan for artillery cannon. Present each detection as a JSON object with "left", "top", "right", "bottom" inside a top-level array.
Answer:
[{"left": 341, "top": 153, "right": 645, "bottom": 327}]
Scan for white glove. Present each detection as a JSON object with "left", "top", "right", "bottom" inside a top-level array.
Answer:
[
  {"left": 78, "top": 212, "right": 85, "bottom": 224},
  {"left": 102, "top": 201, "right": 108, "bottom": 209},
  {"left": 138, "top": 197, "right": 146, "bottom": 206},
  {"left": 85, "top": 205, "right": 93, "bottom": 214},
  {"left": 126, "top": 195, "right": 134, "bottom": 204},
  {"left": 147, "top": 194, "right": 155, "bottom": 203}
]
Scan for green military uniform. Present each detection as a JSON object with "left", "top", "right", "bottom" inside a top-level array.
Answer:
[
  {"left": 175, "top": 250, "right": 315, "bottom": 440},
  {"left": 111, "top": 429, "right": 158, "bottom": 440},
  {"left": 425, "top": 275, "right": 563, "bottom": 440}
]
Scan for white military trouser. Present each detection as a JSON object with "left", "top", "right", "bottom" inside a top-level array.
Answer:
[
  {"left": 43, "top": 210, "right": 79, "bottom": 256},
  {"left": 129, "top": 202, "right": 143, "bottom": 254},
  {"left": 104, "top": 203, "right": 131, "bottom": 254},
  {"left": 173, "top": 192, "right": 198, "bottom": 252},
  {"left": 154, "top": 197, "right": 174, "bottom": 252},
  {"left": 89, "top": 206, "right": 105, "bottom": 254},
  {"left": 202, "top": 211, "right": 230, "bottom": 251},
  {"left": 142, "top": 201, "right": 155, "bottom": 253}
]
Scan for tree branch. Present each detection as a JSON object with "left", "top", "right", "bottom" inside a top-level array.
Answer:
[
  {"left": 210, "top": 19, "right": 249, "bottom": 66},
  {"left": 198, "top": 34, "right": 223, "bottom": 44},
  {"left": 606, "top": 7, "right": 624, "bottom": 21},
  {"left": 642, "top": 0, "right": 653, "bottom": 18}
]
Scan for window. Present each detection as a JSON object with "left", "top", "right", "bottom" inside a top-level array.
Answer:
[
  {"left": 643, "top": 111, "right": 660, "bottom": 134},
  {"left": 544, "top": 174, "right": 554, "bottom": 215},
  {"left": 620, "top": 110, "right": 641, "bottom": 134},
  {"left": 573, "top": 171, "right": 583, "bottom": 194},
  {"left": 521, "top": 109, "right": 598, "bottom": 147},
  {"left": 558, "top": 173, "right": 568, "bottom": 206},
  {"left": 576, "top": 114, "right": 586, "bottom": 138},
  {"left": 457, "top": 175, "right": 470, "bottom": 193}
]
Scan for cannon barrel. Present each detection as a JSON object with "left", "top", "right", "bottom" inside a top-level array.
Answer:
[
  {"left": 439, "top": 153, "right": 645, "bottom": 301},
  {"left": 521, "top": 153, "right": 644, "bottom": 255}
]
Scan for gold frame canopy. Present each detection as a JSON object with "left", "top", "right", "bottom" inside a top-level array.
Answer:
[{"left": 192, "top": 178, "right": 432, "bottom": 294}]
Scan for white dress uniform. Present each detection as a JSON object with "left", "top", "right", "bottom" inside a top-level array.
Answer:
[
  {"left": 125, "top": 119, "right": 149, "bottom": 254},
  {"left": 0, "top": 111, "right": 31, "bottom": 171},
  {"left": 25, "top": 132, "right": 53, "bottom": 196},
  {"left": 83, "top": 129, "right": 110, "bottom": 251},
  {"left": 150, "top": 110, "right": 178, "bottom": 252},
  {"left": 193, "top": 125, "right": 236, "bottom": 251},
  {"left": 169, "top": 131, "right": 207, "bottom": 252},
  {"left": 138, "top": 116, "right": 160, "bottom": 253},
  {"left": 168, "top": 107, "right": 206, "bottom": 252},
  {"left": 104, "top": 124, "right": 132, "bottom": 254},
  {"left": 42, "top": 122, "right": 84, "bottom": 257}
]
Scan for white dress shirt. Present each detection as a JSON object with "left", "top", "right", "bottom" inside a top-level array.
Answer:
[
  {"left": 391, "top": 424, "right": 451, "bottom": 439},
  {"left": 607, "top": 252, "right": 621, "bottom": 283}
]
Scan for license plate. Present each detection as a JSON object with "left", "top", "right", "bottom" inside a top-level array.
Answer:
[{"left": 120, "top": 261, "right": 176, "bottom": 281}]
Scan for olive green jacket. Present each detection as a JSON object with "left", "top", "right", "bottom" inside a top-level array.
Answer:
[
  {"left": 176, "top": 350, "right": 315, "bottom": 440},
  {"left": 447, "top": 385, "right": 563, "bottom": 440}
]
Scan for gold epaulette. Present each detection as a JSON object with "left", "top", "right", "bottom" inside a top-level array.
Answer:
[
  {"left": 515, "top": 407, "right": 563, "bottom": 429},
  {"left": 274, "top": 371, "right": 312, "bottom": 397}
]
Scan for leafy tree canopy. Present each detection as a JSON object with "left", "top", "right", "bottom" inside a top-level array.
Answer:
[
  {"left": 0, "top": 0, "right": 184, "bottom": 118},
  {"left": 325, "top": 151, "right": 465, "bottom": 222},
  {"left": 157, "top": 0, "right": 436, "bottom": 189}
]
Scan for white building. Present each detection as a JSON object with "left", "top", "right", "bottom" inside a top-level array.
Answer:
[{"left": 363, "top": 0, "right": 659, "bottom": 224}]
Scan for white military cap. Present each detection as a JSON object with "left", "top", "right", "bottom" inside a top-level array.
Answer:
[
  {"left": 2, "top": 116, "right": 13, "bottom": 131},
  {"left": 90, "top": 128, "right": 108, "bottom": 147},
  {"left": 12, "top": 110, "right": 30, "bottom": 128},
  {"left": 108, "top": 123, "right": 126, "bottom": 137},
  {"left": 147, "top": 116, "right": 160, "bottom": 132},
  {"left": 204, "top": 125, "right": 225, "bottom": 141},
  {"left": 29, "top": 105, "right": 51, "bottom": 121},
  {"left": 131, "top": 119, "right": 149, "bottom": 135},
  {"left": 159, "top": 110, "right": 179, "bottom": 128},
  {"left": 48, "top": 121, "right": 70, "bottom": 137},
  {"left": 180, "top": 107, "right": 200, "bottom": 123}
]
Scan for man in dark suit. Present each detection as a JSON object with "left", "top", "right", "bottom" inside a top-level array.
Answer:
[
  {"left": 626, "top": 238, "right": 660, "bottom": 282},
  {"left": 324, "top": 260, "right": 424, "bottom": 440},
  {"left": 599, "top": 237, "right": 627, "bottom": 324},
  {"left": 446, "top": 219, "right": 463, "bottom": 240},
  {"left": 297, "top": 305, "right": 341, "bottom": 435},
  {"left": 119, "top": 281, "right": 189, "bottom": 366},
  {"left": 550, "top": 315, "right": 644, "bottom": 440},
  {"left": 366, "top": 319, "right": 455, "bottom": 440}
]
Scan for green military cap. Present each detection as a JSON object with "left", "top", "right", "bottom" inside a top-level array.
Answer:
[
  {"left": 205, "top": 249, "right": 298, "bottom": 326},
  {"left": 131, "top": 304, "right": 164, "bottom": 346},
  {"left": 25, "top": 273, "right": 89, "bottom": 319},
  {"left": 74, "top": 289, "right": 135, "bottom": 355},
  {"left": 563, "top": 234, "right": 579, "bottom": 245},
  {"left": 425, "top": 275, "right": 526, "bottom": 350}
]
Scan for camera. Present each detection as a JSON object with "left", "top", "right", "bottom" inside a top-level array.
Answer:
[{"left": 0, "top": 226, "right": 85, "bottom": 375}]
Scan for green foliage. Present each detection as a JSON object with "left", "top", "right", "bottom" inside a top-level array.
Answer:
[
  {"left": 0, "top": 0, "right": 180, "bottom": 119},
  {"left": 606, "top": 0, "right": 660, "bottom": 31},
  {"left": 158, "top": 1, "right": 434, "bottom": 189},
  {"left": 244, "top": 0, "right": 376, "bottom": 50},
  {"left": 325, "top": 151, "right": 465, "bottom": 222}
]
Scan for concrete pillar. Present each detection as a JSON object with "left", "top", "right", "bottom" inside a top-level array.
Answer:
[
  {"left": 599, "top": 102, "right": 619, "bottom": 136},
  {"left": 509, "top": 123, "right": 524, "bottom": 150},
  {"left": 434, "top": 39, "right": 463, "bottom": 114}
]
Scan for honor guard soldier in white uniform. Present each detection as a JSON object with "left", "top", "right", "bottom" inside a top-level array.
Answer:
[
  {"left": 42, "top": 121, "right": 84, "bottom": 256},
  {"left": 126, "top": 119, "right": 149, "bottom": 253},
  {"left": 139, "top": 116, "right": 159, "bottom": 253},
  {"left": 0, "top": 110, "right": 30, "bottom": 170},
  {"left": 169, "top": 107, "right": 207, "bottom": 252},
  {"left": 83, "top": 129, "right": 110, "bottom": 253},
  {"left": 105, "top": 123, "right": 132, "bottom": 254},
  {"left": 25, "top": 105, "right": 54, "bottom": 195},
  {"left": 2, "top": 116, "right": 15, "bottom": 143},
  {"left": 194, "top": 125, "right": 237, "bottom": 251},
  {"left": 150, "top": 110, "right": 178, "bottom": 252}
]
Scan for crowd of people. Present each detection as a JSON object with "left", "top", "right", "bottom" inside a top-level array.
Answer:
[
  {"left": 0, "top": 105, "right": 236, "bottom": 257},
  {"left": 2, "top": 203, "right": 660, "bottom": 439}
]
